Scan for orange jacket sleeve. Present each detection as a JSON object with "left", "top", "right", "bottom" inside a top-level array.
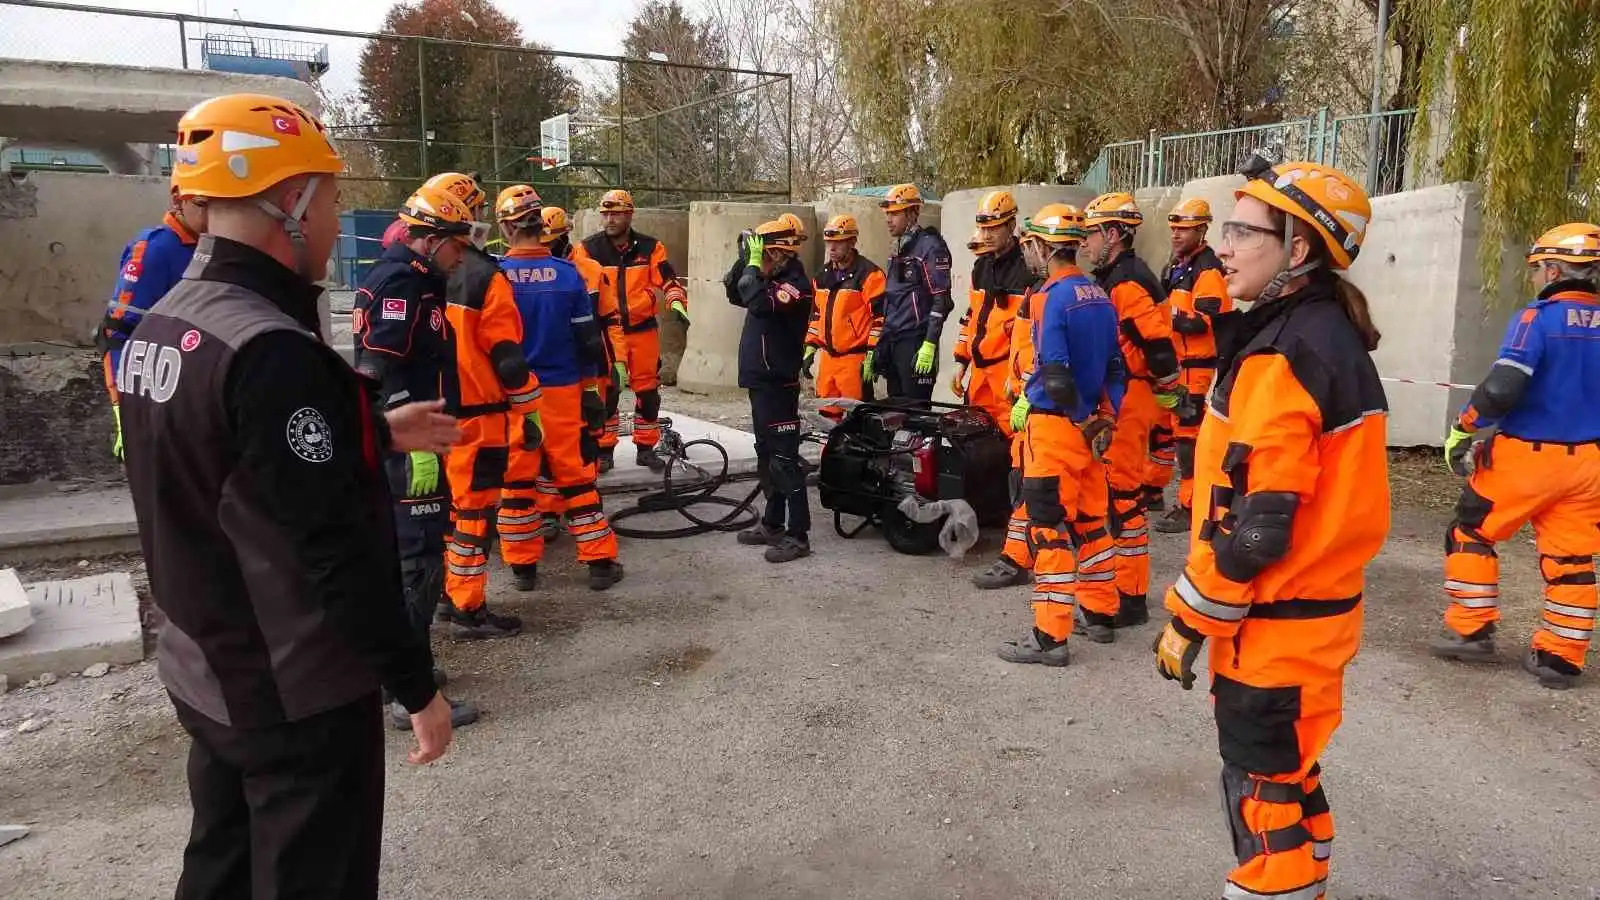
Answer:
[
  {"left": 865, "top": 267, "right": 887, "bottom": 348},
  {"left": 575, "top": 254, "right": 624, "bottom": 372},
  {"left": 1111, "top": 279, "right": 1179, "bottom": 383},
  {"left": 954, "top": 283, "right": 979, "bottom": 366},
  {"left": 1166, "top": 354, "right": 1321, "bottom": 638},
  {"left": 806, "top": 283, "right": 825, "bottom": 348},
  {"left": 480, "top": 272, "right": 542, "bottom": 417},
  {"left": 1192, "top": 267, "right": 1232, "bottom": 318},
  {"left": 651, "top": 241, "right": 687, "bottom": 307}
]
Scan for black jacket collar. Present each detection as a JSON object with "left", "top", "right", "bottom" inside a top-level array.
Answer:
[{"left": 190, "top": 234, "right": 324, "bottom": 335}]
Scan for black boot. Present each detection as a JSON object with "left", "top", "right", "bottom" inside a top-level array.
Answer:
[
  {"left": 972, "top": 556, "right": 1031, "bottom": 589},
  {"left": 438, "top": 603, "right": 523, "bottom": 640},
  {"left": 1151, "top": 504, "right": 1191, "bottom": 534},
  {"left": 598, "top": 447, "right": 615, "bottom": 474},
  {"left": 1431, "top": 623, "right": 1498, "bottom": 662},
  {"left": 1113, "top": 592, "right": 1149, "bottom": 628},
  {"left": 1072, "top": 608, "right": 1116, "bottom": 643},
  {"left": 997, "top": 628, "right": 1071, "bottom": 666},
  {"left": 764, "top": 534, "right": 811, "bottom": 563},
  {"left": 512, "top": 564, "right": 538, "bottom": 592},
  {"left": 1523, "top": 648, "right": 1580, "bottom": 689},
  {"left": 636, "top": 445, "right": 666, "bottom": 472},
  {"left": 737, "top": 522, "right": 784, "bottom": 546},
  {"left": 588, "top": 559, "right": 625, "bottom": 591},
  {"left": 1143, "top": 487, "right": 1165, "bottom": 513}
]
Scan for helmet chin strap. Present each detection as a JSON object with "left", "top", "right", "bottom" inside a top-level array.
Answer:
[
  {"left": 1090, "top": 225, "right": 1115, "bottom": 269},
  {"left": 255, "top": 174, "right": 322, "bottom": 279},
  {"left": 1255, "top": 218, "right": 1319, "bottom": 304}
]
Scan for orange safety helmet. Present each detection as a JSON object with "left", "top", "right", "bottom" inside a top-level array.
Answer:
[
  {"left": 879, "top": 183, "right": 924, "bottom": 212},
  {"left": 399, "top": 184, "right": 475, "bottom": 236},
  {"left": 1236, "top": 160, "right": 1371, "bottom": 270},
  {"left": 171, "top": 93, "right": 342, "bottom": 199},
  {"left": 539, "top": 206, "right": 572, "bottom": 243},
  {"left": 1023, "top": 203, "right": 1086, "bottom": 244},
  {"left": 822, "top": 214, "right": 859, "bottom": 241},
  {"left": 756, "top": 217, "right": 804, "bottom": 250},
  {"left": 976, "top": 190, "right": 1018, "bottom": 226},
  {"left": 1083, "top": 192, "right": 1143, "bottom": 229},
  {"left": 423, "top": 172, "right": 487, "bottom": 217},
  {"left": 1167, "top": 197, "right": 1212, "bottom": 228},
  {"left": 494, "top": 184, "right": 542, "bottom": 224},
  {"left": 777, "top": 212, "right": 808, "bottom": 242},
  {"left": 599, "top": 189, "right": 635, "bottom": 212},
  {"left": 1526, "top": 222, "right": 1600, "bottom": 266}
]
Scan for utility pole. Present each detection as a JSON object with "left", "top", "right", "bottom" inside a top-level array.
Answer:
[{"left": 1364, "top": 0, "right": 1391, "bottom": 194}]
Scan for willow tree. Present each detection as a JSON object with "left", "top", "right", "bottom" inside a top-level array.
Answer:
[{"left": 1400, "top": 0, "right": 1600, "bottom": 294}]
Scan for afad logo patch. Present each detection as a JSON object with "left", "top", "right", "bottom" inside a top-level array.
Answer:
[
  {"left": 180, "top": 329, "right": 202, "bottom": 352},
  {"left": 122, "top": 258, "right": 142, "bottom": 283},
  {"left": 381, "top": 298, "right": 407, "bottom": 321},
  {"left": 430, "top": 308, "right": 444, "bottom": 332}
]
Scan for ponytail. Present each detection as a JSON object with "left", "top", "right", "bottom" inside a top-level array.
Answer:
[{"left": 1333, "top": 275, "right": 1381, "bottom": 351}]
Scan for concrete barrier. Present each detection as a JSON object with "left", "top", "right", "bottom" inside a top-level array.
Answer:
[
  {"left": 1347, "top": 181, "right": 1510, "bottom": 447},
  {"left": 677, "top": 201, "right": 820, "bottom": 391},
  {"left": 1131, "top": 186, "right": 1184, "bottom": 276},
  {"left": 570, "top": 208, "right": 692, "bottom": 385},
  {"left": 814, "top": 193, "right": 943, "bottom": 276},
  {"left": 932, "top": 185, "right": 1096, "bottom": 403}
]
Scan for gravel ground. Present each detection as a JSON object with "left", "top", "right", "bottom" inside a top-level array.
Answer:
[{"left": 3, "top": 426, "right": 1598, "bottom": 899}]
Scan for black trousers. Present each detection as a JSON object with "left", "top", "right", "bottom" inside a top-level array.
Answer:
[
  {"left": 877, "top": 332, "right": 936, "bottom": 401},
  {"left": 749, "top": 384, "right": 809, "bottom": 538},
  {"left": 171, "top": 694, "right": 385, "bottom": 900},
  {"left": 384, "top": 452, "right": 449, "bottom": 639}
]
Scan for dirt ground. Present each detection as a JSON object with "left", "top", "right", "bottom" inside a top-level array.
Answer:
[{"left": 4, "top": 400, "right": 1599, "bottom": 900}]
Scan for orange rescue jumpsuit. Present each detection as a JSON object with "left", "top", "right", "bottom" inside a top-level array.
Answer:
[
  {"left": 569, "top": 250, "right": 625, "bottom": 456},
  {"left": 1162, "top": 244, "right": 1232, "bottom": 511},
  {"left": 1165, "top": 284, "right": 1388, "bottom": 900},
  {"left": 1093, "top": 249, "right": 1179, "bottom": 607},
  {"left": 1000, "top": 281, "right": 1046, "bottom": 570},
  {"left": 443, "top": 247, "right": 544, "bottom": 613},
  {"left": 956, "top": 240, "right": 1032, "bottom": 435},
  {"left": 807, "top": 253, "right": 886, "bottom": 414},
  {"left": 573, "top": 231, "right": 686, "bottom": 450}
]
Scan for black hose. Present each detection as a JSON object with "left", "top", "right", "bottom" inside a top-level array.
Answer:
[{"left": 609, "top": 437, "right": 764, "bottom": 539}]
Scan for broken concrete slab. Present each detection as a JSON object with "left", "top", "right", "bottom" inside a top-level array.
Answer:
[
  {"left": 0, "top": 568, "right": 33, "bottom": 638},
  {"left": 0, "top": 572, "right": 141, "bottom": 686},
  {"left": 0, "top": 824, "right": 29, "bottom": 848}
]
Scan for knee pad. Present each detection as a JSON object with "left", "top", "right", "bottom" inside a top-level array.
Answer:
[
  {"left": 1175, "top": 439, "right": 1196, "bottom": 479},
  {"left": 1453, "top": 483, "right": 1493, "bottom": 531},
  {"left": 580, "top": 429, "right": 599, "bottom": 464},
  {"left": 1219, "top": 764, "right": 1310, "bottom": 864},
  {"left": 1008, "top": 467, "right": 1023, "bottom": 509},
  {"left": 1021, "top": 476, "right": 1066, "bottom": 528},
  {"left": 636, "top": 389, "right": 661, "bottom": 420}
]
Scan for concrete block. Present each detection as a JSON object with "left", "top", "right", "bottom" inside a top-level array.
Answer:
[
  {"left": 0, "top": 572, "right": 142, "bottom": 686},
  {"left": 571, "top": 208, "right": 690, "bottom": 278},
  {"left": 815, "top": 193, "right": 943, "bottom": 279},
  {"left": 1131, "top": 185, "right": 1184, "bottom": 276},
  {"left": 931, "top": 185, "right": 1097, "bottom": 403},
  {"left": 0, "top": 59, "right": 320, "bottom": 149},
  {"left": 678, "top": 201, "right": 821, "bottom": 391},
  {"left": 1347, "top": 181, "right": 1510, "bottom": 446},
  {"left": 0, "top": 568, "right": 33, "bottom": 638},
  {"left": 0, "top": 824, "right": 30, "bottom": 847}
]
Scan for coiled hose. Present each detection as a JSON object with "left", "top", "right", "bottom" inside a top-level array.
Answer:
[{"left": 608, "top": 435, "right": 764, "bottom": 539}]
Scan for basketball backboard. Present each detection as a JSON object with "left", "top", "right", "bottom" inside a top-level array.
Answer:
[{"left": 539, "top": 113, "right": 570, "bottom": 171}]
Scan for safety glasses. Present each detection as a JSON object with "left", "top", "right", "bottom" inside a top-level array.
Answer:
[{"left": 1218, "top": 220, "right": 1278, "bottom": 252}]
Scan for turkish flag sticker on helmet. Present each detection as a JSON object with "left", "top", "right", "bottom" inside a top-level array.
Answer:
[{"left": 271, "top": 115, "right": 301, "bottom": 136}]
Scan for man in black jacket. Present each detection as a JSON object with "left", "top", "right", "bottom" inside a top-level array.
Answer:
[
  {"left": 119, "top": 93, "right": 456, "bottom": 900},
  {"left": 724, "top": 217, "right": 815, "bottom": 563}
]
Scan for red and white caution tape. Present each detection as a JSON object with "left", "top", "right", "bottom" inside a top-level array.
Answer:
[{"left": 1379, "top": 376, "right": 1474, "bottom": 390}]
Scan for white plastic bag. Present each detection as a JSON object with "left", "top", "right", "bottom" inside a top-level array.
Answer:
[{"left": 896, "top": 495, "right": 981, "bottom": 558}]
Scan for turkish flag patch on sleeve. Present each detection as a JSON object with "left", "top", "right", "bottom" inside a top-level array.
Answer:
[{"left": 380, "top": 298, "right": 407, "bottom": 321}]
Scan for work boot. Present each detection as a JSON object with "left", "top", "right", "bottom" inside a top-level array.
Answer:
[
  {"left": 1523, "top": 648, "right": 1581, "bottom": 690},
  {"left": 1072, "top": 609, "right": 1116, "bottom": 644},
  {"left": 737, "top": 522, "right": 784, "bottom": 546},
  {"left": 1430, "top": 624, "right": 1498, "bottom": 663},
  {"left": 588, "top": 559, "right": 625, "bottom": 591},
  {"left": 636, "top": 445, "right": 667, "bottom": 472},
  {"left": 997, "top": 628, "right": 1071, "bottom": 667},
  {"left": 1144, "top": 487, "right": 1165, "bottom": 513},
  {"left": 972, "top": 556, "right": 1032, "bottom": 589},
  {"left": 1152, "top": 504, "right": 1191, "bottom": 534},
  {"left": 598, "top": 447, "right": 615, "bottom": 474},
  {"left": 765, "top": 534, "right": 811, "bottom": 564},
  {"left": 1113, "top": 592, "right": 1150, "bottom": 628},
  {"left": 539, "top": 517, "right": 563, "bottom": 544},
  {"left": 438, "top": 603, "right": 523, "bottom": 640},
  {"left": 390, "top": 696, "right": 481, "bottom": 731},
  {"left": 512, "top": 564, "right": 538, "bottom": 592}
]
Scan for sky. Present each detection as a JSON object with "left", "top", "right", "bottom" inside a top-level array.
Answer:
[{"left": 0, "top": 0, "right": 663, "bottom": 98}]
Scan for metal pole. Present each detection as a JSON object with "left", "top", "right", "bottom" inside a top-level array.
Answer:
[
  {"left": 616, "top": 62, "right": 625, "bottom": 187},
  {"left": 654, "top": 114, "right": 661, "bottom": 205},
  {"left": 491, "top": 53, "right": 501, "bottom": 180},
  {"left": 786, "top": 75, "right": 794, "bottom": 202},
  {"left": 714, "top": 112, "right": 721, "bottom": 194},
  {"left": 417, "top": 39, "right": 428, "bottom": 176},
  {"left": 178, "top": 16, "right": 188, "bottom": 69},
  {"left": 1365, "top": 0, "right": 1391, "bottom": 194}
]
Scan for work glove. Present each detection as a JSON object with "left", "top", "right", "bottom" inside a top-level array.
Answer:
[
  {"left": 862, "top": 351, "right": 876, "bottom": 384},
  {"left": 1153, "top": 617, "right": 1204, "bottom": 690},
  {"left": 745, "top": 232, "right": 765, "bottom": 268},
  {"left": 521, "top": 410, "right": 545, "bottom": 451},
  {"left": 1154, "top": 384, "right": 1184, "bottom": 410},
  {"left": 1172, "top": 310, "right": 1208, "bottom": 335},
  {"left": 1009, "top": 396, "right": 1031, "bottom": 433},
  {"left": 950, "top": 363, "right": 968, "bottom": 400},
  {"left": 581, "top": 384, "right": 606, "bottom": 431},
  {"left": 1445, "top": 426, "right": 1488, "bottom": 477},
  {"left": 1081, "top": 415, "right": 1115, "bottom": 460},
  {"left": 914, "top": 340, "right": 937, "bottom": 375},
  {"left": 613, "top": 361, "right": 629, "bottom": 390},
  {"left": 670, "top": 299, "right": 690, "bottom": 324},
  {"left": 802, "top": 345, "right": 817, "bottom": 378},
  {"left": 111, "top": 403, "right": 124, "bottom": 461},
  {"left": 405, "top": 451, "right": 441, "bottom": 497}
]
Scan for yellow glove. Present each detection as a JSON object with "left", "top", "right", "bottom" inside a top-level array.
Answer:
[
  {"left": 1154, "top": 385, "right": 1183, "bottom": 410},
  {"left": 111, "top": 403, "right": 124, "bottom": 460},
  {"left": 522, "top": 410, "right": 544, "bottom": 450},
  {"left": 613, "top": 361, "right": 629, "bottom": 390},
  {"left": 1153, "top": 618, "right": 1204, "bottom": 690}
]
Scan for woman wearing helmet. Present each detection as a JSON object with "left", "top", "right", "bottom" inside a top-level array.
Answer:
[
  {"left": 1432, "top": 222, "right": 1600, "bottom": 690},
  {"left": 1153, "top": 159, "right": 1388, "bottom": 900}
]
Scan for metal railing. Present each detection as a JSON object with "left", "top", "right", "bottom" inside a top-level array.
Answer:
[{"left": 1082, "top": 106, "right": 1449, "bottom": 198}]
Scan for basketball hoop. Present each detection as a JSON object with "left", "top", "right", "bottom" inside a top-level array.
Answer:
[{"left": 527, "top": 156, "right": 560, "bottom": 171}]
